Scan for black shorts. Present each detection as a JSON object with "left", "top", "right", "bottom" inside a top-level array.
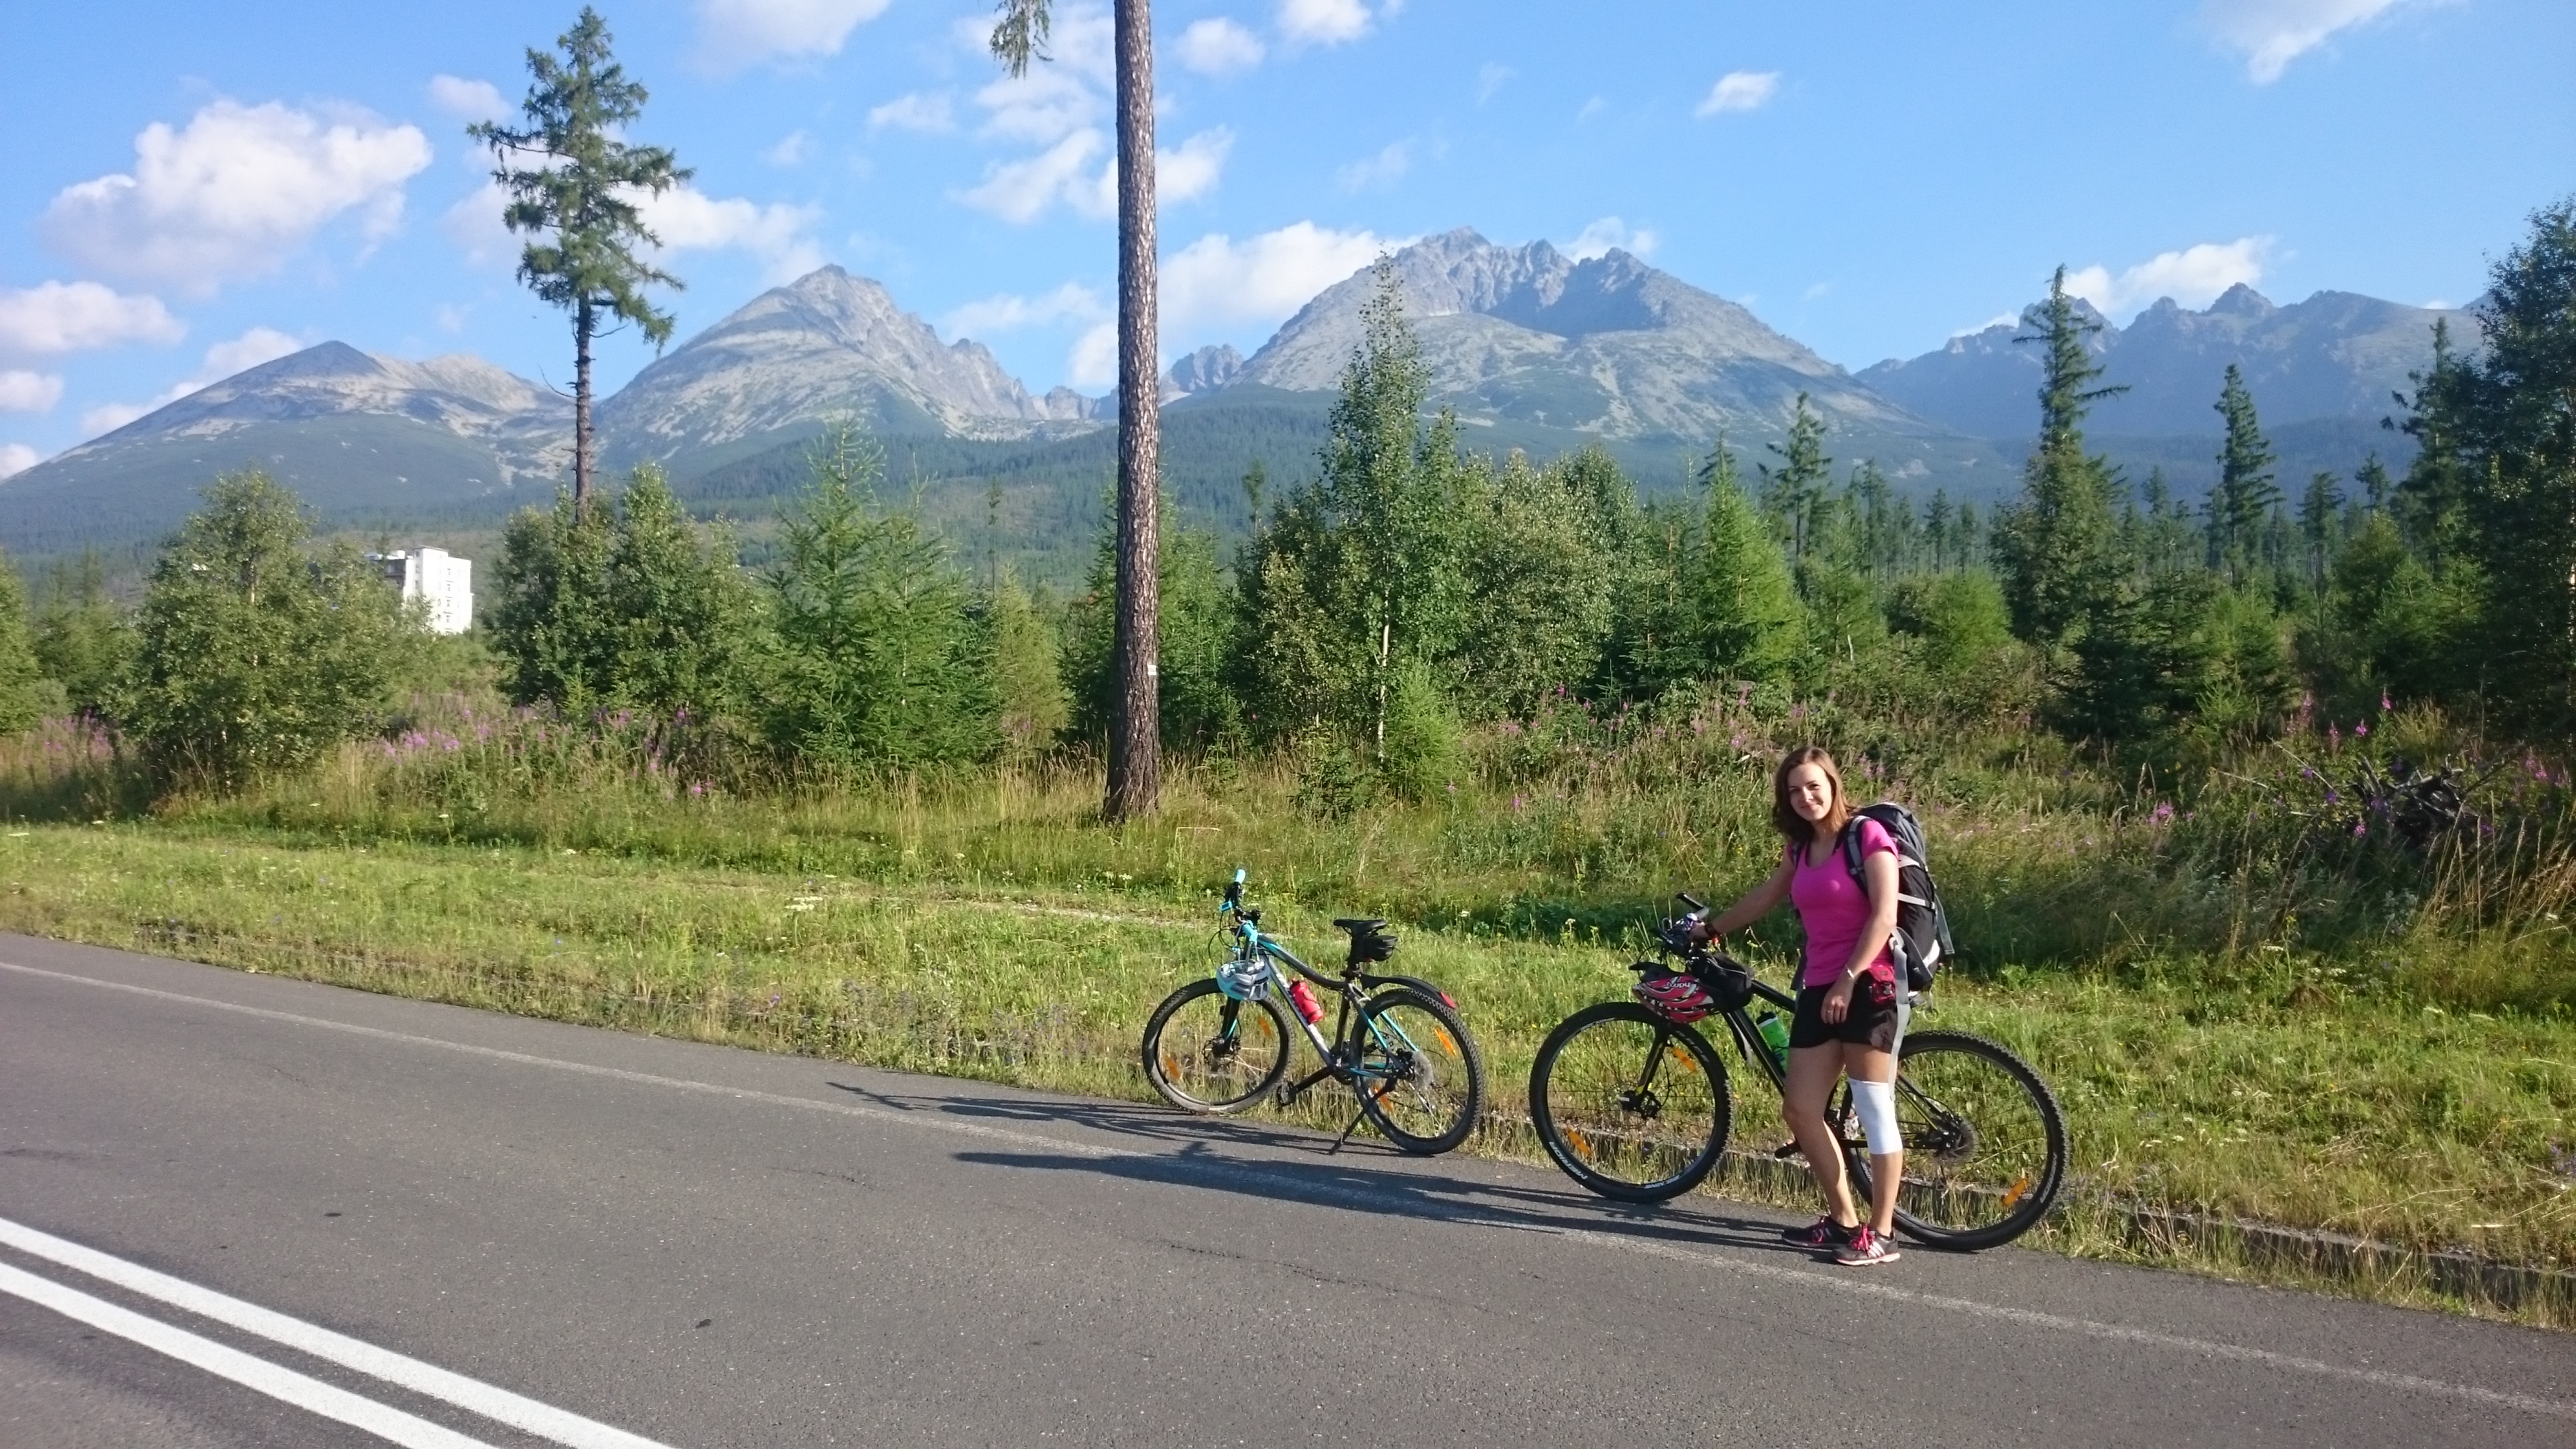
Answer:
[{"left": 1789, "top": 976, "right": 1903, "bottom": 1053}]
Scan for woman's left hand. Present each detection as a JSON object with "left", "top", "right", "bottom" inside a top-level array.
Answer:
[{"left": 1821, "top": 977, "right": 1855, "bottom": 1024}]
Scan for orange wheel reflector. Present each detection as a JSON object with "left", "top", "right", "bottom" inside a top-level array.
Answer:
[
  {"left": 1673, "top": 1049, "right": 1697, "bottom": 1073},
  {"left": 1159, "top": 1055, "right": 1177, "bottom": 1077},
  {"left": 1436, "top": 1028, "right": 1457, "bottom": 1053},
  {"left": 2002, "top": 1176, "right": 2031, "bottom": 1210}
]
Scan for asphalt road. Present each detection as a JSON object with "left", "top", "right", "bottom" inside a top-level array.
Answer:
[{"left": 0, "top": 933, "right": 2567, "bottom": 1448}]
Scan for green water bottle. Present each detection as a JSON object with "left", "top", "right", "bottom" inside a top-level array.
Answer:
[{"left": 1754, "top": 1010, "right": 1790, "bottom": 1074}]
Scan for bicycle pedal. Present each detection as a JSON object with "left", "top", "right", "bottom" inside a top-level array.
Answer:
[{"left": 1769, "top": 1140, "right": 1803, "bottom": 1161}]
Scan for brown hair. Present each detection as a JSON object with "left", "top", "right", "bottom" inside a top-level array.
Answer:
[{"left": 1771, "top": 745, "right": 1850, "bottom": 847}]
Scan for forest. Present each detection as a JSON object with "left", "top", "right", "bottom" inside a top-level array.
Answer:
[{"left": 0, "top": 198, "right": 2569, "bottom": 1317}]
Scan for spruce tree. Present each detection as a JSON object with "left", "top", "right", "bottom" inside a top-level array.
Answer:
[
  {"left": 1686, "top": 437, "right": 1805, "bottom": 685},
  {"left": 32, "top": 553, "right": 133, "bottom": 720},
  {"left": 1757, "top": 394, "right": 1831, "bottom": 564},
  {"left": 472, "top": 7, "right": 687, "bottom": 508},
  {"left": 119, "top": 472, "right": 419, "bottom": 786},
  {"left": 2298, "top": 470, "right": 2344, "bottom": 594},
  {"left": 0, "top": 550, "right": 43, "bottom": 733},
  {"left": 2209, "top": 364, "right": 2281, "bottom": 580},
  {"left": 761, "top": 428, "right": 994, "bottom": 769},
  {"left": 2448, "top": 195, "right": 2576, "bottom": 728},
  {"left": 1991, "top": 266, "right": 2126, "bottom": 645}
]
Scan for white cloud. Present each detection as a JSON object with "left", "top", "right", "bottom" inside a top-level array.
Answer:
[
  {"left": 696, "top": 0, "right": 893, "bottom": 71},
  {"left": 427, "top": 74, "right": 510, "bottom": 123},
  {"left": 1697, "top": 70, "right": 1780, "bottom": 116},
  {"left": 1477, "top": 63, "right": 1515, "bottom": 104},
  {"left": 961, "top": 127, "right": 1230, "bottom": 224},
  {"left": 42, "top": 100, "right": 432, "bottom": 296},
  {"left": 2063, "top": 236, "right": 2275, "bottom": 316},
  {"left": 1161, "top": 221, "right": 1400, "bottom": 339},
  {"left": 1067, "top": 322, "right": 1118, "bottom": 389},
  {"left": 1156, "top": 127, "right": 1234, "bottom": 204},
  {"left": 1564, "top": 217, "right": 1658, "bottom": 261},
  {"left": 1575, "top": 96, "right": 1609, "bottom": 123},
  {"left": 639, "top": 186, "right": 828, "bottom": 283},
  {"left": 0, "top": 280, "right": 184, "bottom": 361},
  {"left": 763, "top": 130, "right": 814, "bottom": 166},
  {"left": 1278, "top": 0, "right": 1374, "bottom": 46},
  {"left": 1176, "top": 17, "right": 1266, "bottom": 74},
  {"left": 445, "top": 178, "right": 824, "bottom": 282},
  {"left": 78, "top": 325, "right": 305, "bottom": 438},
  {"left": 80, "top": 402, "right": 151, "bottom": 437},
  {"left": 1952, "top": 311, "right": 2021, "bottom": 337},
  {"left": 0, "top": 443, "right": 38, "bottom": 478},
  {"left": 440, "top": 180, "right": 517, "bottom": 266},
  {"left": 957, "top": 131, "right": 1107, "bottom": 223},
  {"left": 968, "top": 7, "right": 1113, "bottom": 142},
  {"left": 869, "top": 93, "right": 957, "bottom": 135},
  {"left": 1336, "top": 141, "right": 1411, "bottom": 193},
  {"left": 0, "top": 372, "right": 64, "bottom": 413},
  {"left": 2204, "top": 0, "right": 2406, "bottom": 84},
  {"left": 945, "top": 283, "right": 1107, "bottom": 339}
]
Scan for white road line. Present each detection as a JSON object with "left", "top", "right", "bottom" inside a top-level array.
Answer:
[
  {"left": 9, "top": 955, "right": 2573, "bottom": 1424},
  {"left": 0, "top": 1260, "right": 498, "bottom": 1449},
  {"left": 0, "top": 1210, "right": 676, "bottom": 1449}
]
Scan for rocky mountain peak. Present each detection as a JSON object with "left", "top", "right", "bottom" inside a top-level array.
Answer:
[
  {"left": 2206, "top": 282, "right": 2277, "bottom": 319},
  {"left": 1230, "top": 228, "right": 1931, "bottom": 440}
]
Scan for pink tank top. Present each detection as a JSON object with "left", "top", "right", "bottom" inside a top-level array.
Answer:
[{"left": 1789, "top": 818, "right": 1896, "bottom": 989}]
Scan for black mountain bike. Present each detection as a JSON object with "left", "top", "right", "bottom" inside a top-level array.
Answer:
[
  {"left": 1141, "top": 869, "right": 1486, "bottom": 1155},
  {"left": 1527, "top": 894, "right": 2068, "bottom": 1250}
]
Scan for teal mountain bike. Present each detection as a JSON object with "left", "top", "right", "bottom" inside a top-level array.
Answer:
[{"left": 1141, "top": 869, "right": 1486, "bottom": 1155}]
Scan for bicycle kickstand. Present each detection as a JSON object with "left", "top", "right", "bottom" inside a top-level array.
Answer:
[{"left": 1328, "top": 1097, "right": 1372, "bottom": 1155}]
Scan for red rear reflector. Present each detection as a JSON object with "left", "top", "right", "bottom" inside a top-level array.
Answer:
[{"left": 1440, "top": 992, "right": 1457, "bottom": 1008}]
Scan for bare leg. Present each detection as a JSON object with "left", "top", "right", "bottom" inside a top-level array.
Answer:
[
  {"left": 1782, "top": 1043, "right": 1856, "bottom": 1226},
  {"left": 1845, "top": 1042, "right": 1902, "bottom": 1236}
]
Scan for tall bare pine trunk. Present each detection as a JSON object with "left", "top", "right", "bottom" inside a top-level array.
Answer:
[
  {"left": 1106, "top": 0, "right": 1160, "bottom": 819},
  {"left": 574, "top": 299, "right": 595, "bottom": 507}
]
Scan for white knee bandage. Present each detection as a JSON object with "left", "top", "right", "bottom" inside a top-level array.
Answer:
[{"left": 1851, "top": 1079, "right": 1900, "bottom": 1157}]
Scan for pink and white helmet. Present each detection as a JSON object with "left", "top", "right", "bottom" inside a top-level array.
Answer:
[{"left": 1633, "top": 971, "right": 1715, "bottom": 1023}]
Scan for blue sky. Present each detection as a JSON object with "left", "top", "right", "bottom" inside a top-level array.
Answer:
[{"left": 3, "top": 0, "right": 2569, "bottom": 474}]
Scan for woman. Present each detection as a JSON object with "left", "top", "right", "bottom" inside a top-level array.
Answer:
[{"left": 1694, "top": 745, "right": 1907, "bottom": 1266}]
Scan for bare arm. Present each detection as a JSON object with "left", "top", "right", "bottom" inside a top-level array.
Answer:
[
  {"left": 1835, "top": 847, "right": 1902, "bottom": 985},
  {"left": 1700, "top": 855, "right": 1796, "bottom": 941}
]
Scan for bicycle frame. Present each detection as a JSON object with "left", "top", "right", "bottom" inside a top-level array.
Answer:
[{"left": 1219, "top": 902, "right": 1435, "bottom": 1105}]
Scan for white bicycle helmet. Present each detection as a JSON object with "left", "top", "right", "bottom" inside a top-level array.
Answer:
[{"left": 1216, "top": 955, "right": 1275, "bottom": 1002}]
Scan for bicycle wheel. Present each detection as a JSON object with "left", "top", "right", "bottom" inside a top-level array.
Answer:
[
  {"left": 1528, "top": 1002, "right": 1731, "bottom": 1202},
  {"left": 1842, "top": 1028, "right": 2068, "bottom": 1250},
  {"left": 1141, "top": 979, "right": 1295, "bottom": 1114},
  {"left": 1350, "top": 985, "right": 1485, "bottom": 1155}
]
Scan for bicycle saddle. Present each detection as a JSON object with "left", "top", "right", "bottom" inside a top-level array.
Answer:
[{"left": 1332, "top": 918, "right": 1399, "bottom": 963}]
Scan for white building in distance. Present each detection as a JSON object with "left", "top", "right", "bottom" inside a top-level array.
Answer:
[{"left": 371, "top": 547, "right": 474, "bottom": 634}]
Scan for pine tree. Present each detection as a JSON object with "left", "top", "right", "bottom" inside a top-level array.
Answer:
[
  {"left": 32, "top": 553, "right": 134, "bottom": 719},
  {"left": 761, "top": 428, "right": 994, "bottom": 769},
  {"left": 1685, "top": 437, "right": 1805, "bottom": 685},
  {"left": 471, "top": 7, "right": 687, "bottom": 508},
  {"left": 1757, "top": 394, "right": 1831, "bottom": 564},
  {"left": 488, "top": 468, "right": 749, "bottom": 718},
  {"left": 1925, "top": 489, "right": 1953, "bottom": 572},
  {"left": 2448, "top": 195, "right": 2576, "bottom": 729},
  {"left": 990, "top": 571, "right": 1069, "bottom": 757},
  {"left": 992, "top": 0, "right": 1165, "bottom": 818},
  {"left": 2209, "top": 364, "right": 2281, "bottom": 581},
  {"left": 118, "top": 472, "right": 420, "bottom": 786},
  {"left": 2353, "top": 453, "right": 2394, "bottom": 514},
  {"left": 2298, "top": 470, "right": 2345, "bottom": 594},
  {"left": 1992, "top": 266, "right": 2127, "bottom": 645},
  {"left": 2392, "top": 319, "right": 2474, "bottom": 558},
  {"left": 0, "top": 550, "right": 43, "bottom": 733}
]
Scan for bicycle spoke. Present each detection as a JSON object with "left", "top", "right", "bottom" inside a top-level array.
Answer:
[{"left": 1530, "top": 1005, "right": 1730, "bottom": 1200}]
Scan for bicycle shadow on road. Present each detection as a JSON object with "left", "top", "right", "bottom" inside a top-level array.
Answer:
[{"left": 942, "top": 1141, "right": 1827, "bottom": 1265}]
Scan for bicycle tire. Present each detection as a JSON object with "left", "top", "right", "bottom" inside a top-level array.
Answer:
[
  {"left": 1528, "top": 1002, "right": 1732, "bottom": 1202},
  {"left": 1141, "top": 978, "right": 1295, "bottom": 1114},
  {"left": 1841, "top": 1028, "right": 2068, "bottom": 1250},
  {"left": 1350, "top": 985, "right": 1485, "bottom": 1155}
]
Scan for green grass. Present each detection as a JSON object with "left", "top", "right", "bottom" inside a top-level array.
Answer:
[{"left": 7, "top": 690, "right": 2575, "bottom": 1326}]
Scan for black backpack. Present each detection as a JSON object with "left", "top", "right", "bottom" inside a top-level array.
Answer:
[{"left": 1840, "top": 801, "right": 1953, "bottom": 992}]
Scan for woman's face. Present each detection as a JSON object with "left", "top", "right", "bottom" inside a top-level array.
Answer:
[{"left": 1786, "top": 762, "right": 1835, "bottom": 823}]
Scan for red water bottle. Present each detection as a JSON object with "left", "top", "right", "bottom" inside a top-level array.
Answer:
[{"left": 1287, "top": 980, "right": 1324, "bottom": 1025}]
